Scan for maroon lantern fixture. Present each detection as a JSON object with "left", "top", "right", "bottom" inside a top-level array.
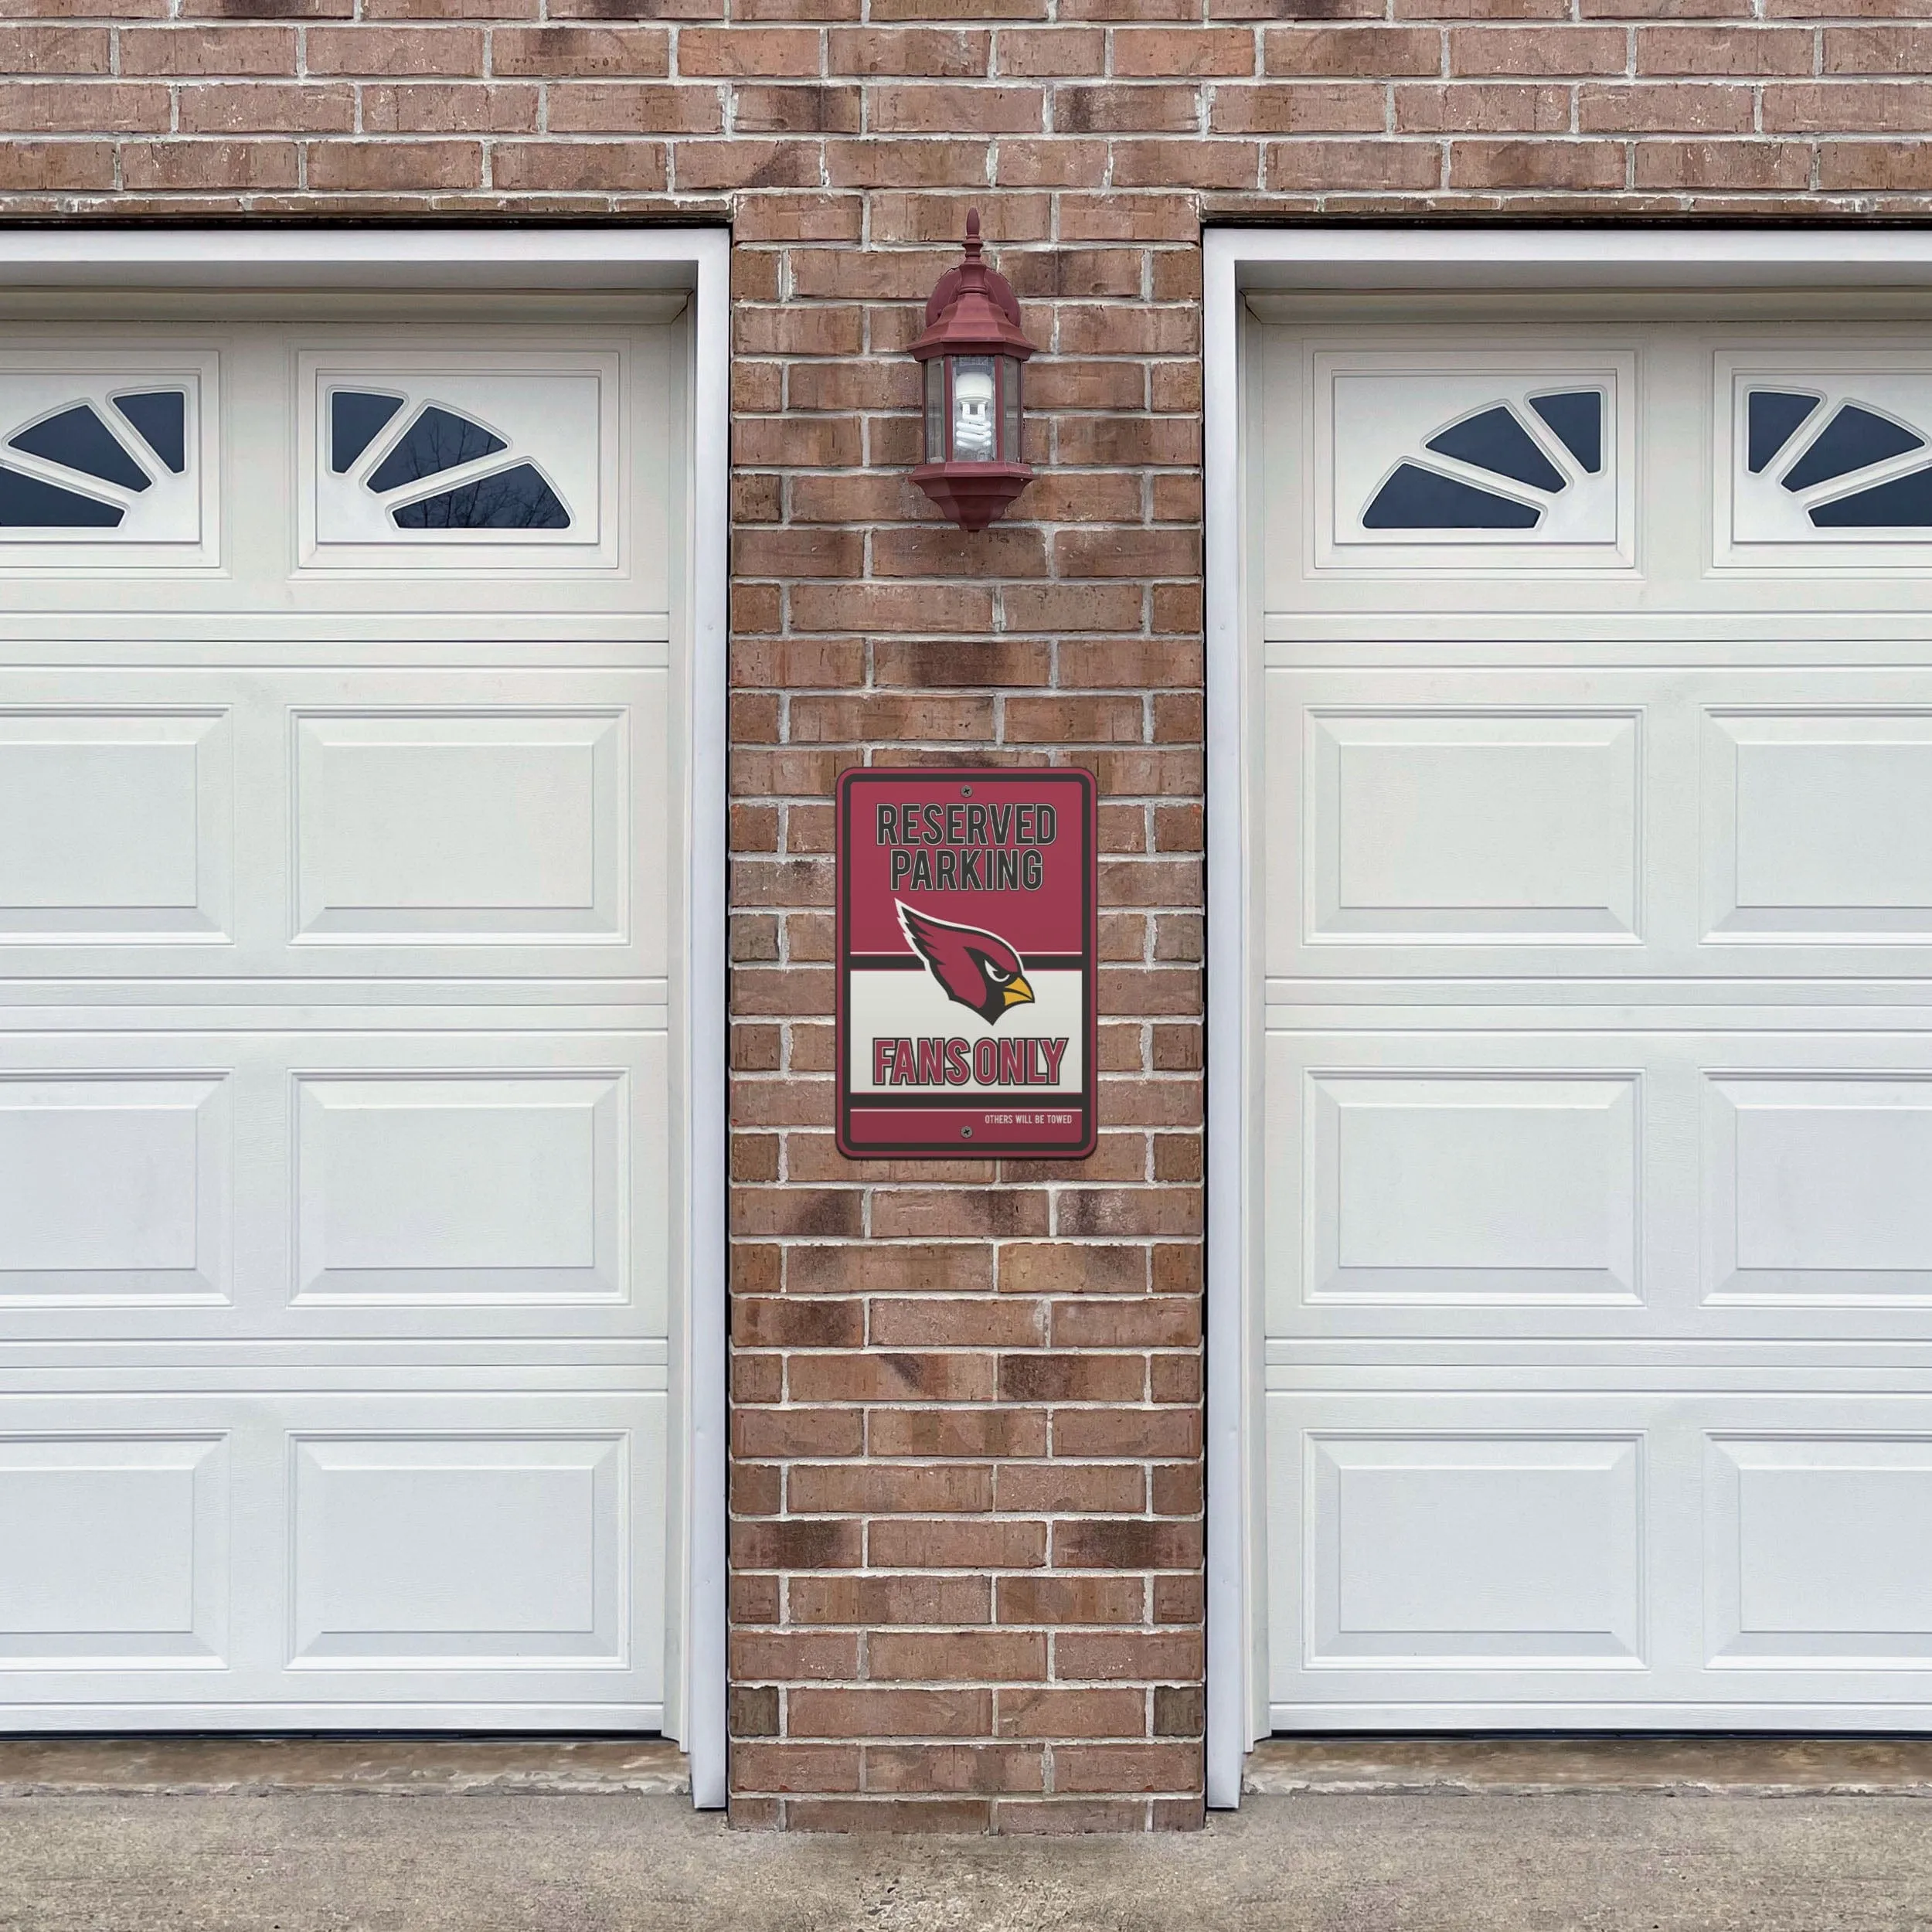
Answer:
[{"left": 910, "top": 209, "right": 1036, "bottom": 532}]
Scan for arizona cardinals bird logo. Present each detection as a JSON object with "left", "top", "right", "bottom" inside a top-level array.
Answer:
[{"left": 897, "top": 902, "right": 1036, "bottom": 1026}]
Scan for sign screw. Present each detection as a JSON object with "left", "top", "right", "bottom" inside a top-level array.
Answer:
[{"left": 961, "top": 1126, "right": 973, "bottom": 1138}]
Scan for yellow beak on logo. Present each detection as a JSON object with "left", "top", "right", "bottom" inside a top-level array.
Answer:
[{"left": 1002, "top": 975, "right": 1036, "bottom": 1009}]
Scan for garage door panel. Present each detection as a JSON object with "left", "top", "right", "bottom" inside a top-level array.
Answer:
[
  {"left": 1269, "top": 666, "right": 1932, "bottom": 982},
  {"left": 0, "top": 668, "right": 666, "bottom": 985},
  {"left": 1304, "top": 1431, "right": 1645, "bottom": 1669},
  {"left": 1303, "top": 707, "right": 1642, "bottom": 944},
  {"left": 291, "top": 707, "right": 631, "bottom": 947},
  {"left": 271, "top": 1031, "right": 670, "bottom": 1338},
  {"left": 1706, "top": 1074, "right": 1932, "bottom": 1302},
  {"left": 0, "top": 1073, "right": 229, "bottom": 1307},
  {"left": 0, "top": 1393, "right": 663, "bottom": 1722},
  {"left": 1267, "top": 1036, "right": 1662, "bottom": 1338},
  {"left": 1269, "top": 1393, "right": 1692, "bottom": 1717},
  {"left": 1267, "top": 669, "right": 1672, "bottom": 981},
  {"left": 1300, "top": 1070, "right": 1641, "bottom": 1308},
  {"left": 292, "top": 341, "right": 663, "bottom": 586},
  {"left": 0, "top": 1432, "right": 229, "bottom": 1667},
  {"left": 292, "top": 1071, "right": 630, "bottom": 1309},
  {"left": 1707, "top": 1436, "right": 1932, "bottom": 1668},
  {"left": 1291, "top": 345, "right": 1639, "bottom": 576},
  {"left": 1259, "top": 321, "right": 1932, "bottom": 620},
  {"left": 0, "top": 349, "right": 220, "bottom": 573},
  {"left": 0, "top": 321, "right": 681, "bottom": 614},
  {"left": 1271, "top": 1393, "right": 1932, "bottom": 1721},
  {"left": 290, "top": 1432, "right": 626, "bottom": 1668},
  {"left": 1716, "top": 348, "right": 1932, "bottom": 575},
  {"left": 0, "top": 1029, "right": 664, "bottom": 1342},
  {"left": 271, "top": 676, "right": 666, "bottom": 982},
  {"left": 0, "top": 709, "right": 230, "bottom": 942},
  {"left": 1704, "top": 709, "right": 1932, "bottom": 940},
  {"left": 1272, "top": 1030, "right": 1932, "bottom": 1342}
]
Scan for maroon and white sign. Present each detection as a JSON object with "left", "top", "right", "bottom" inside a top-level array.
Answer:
[{"left": 836, "top": 767, "right": 1097, "bottom": 1160}]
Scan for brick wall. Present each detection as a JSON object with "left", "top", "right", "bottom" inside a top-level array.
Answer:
[
  {"left": 5, "top": 0, "right": 1929, "bottom": 1835},
  {"left": 725, "top": 225, "right": 1206, "bottom": 1832}
]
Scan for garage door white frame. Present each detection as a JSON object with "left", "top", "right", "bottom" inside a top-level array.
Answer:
[
  {"left": 0, "top": 228, "right": 730, "bottom": 1809},
  {"left": 1203, "top": 226, "right": 1932, "bottom": 1808}
]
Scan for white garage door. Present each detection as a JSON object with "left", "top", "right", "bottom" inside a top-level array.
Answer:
[
  {"left": 1257, "top": 309, "right": 1932, "bottom": 1727},
  {"left": 0, "top": 308, "right": 685, "bottom": 1727}
]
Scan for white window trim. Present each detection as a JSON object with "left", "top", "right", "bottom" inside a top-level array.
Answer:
[
  {"left": 0, "top": 226, "right": 731, "bottom": 1811},
  {"left": 1202, "top": 226, "right": 1932, "bottom": 1809}
]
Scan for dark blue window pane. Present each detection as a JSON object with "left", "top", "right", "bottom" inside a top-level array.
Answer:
[
  {"left": 1364, "top": 463, "right": 1540, "bottom": 531},
  {"left": 367, "top": 406, "right": 507, "bottom": 493},
  {"left": 1747, "top": 389, "right": 1820, "bottom": 475},
  {"left": 391, "top": 464, "right": 570, "bottom": 531},
  {"left": 1529, "top": 390, "right": 1603, "bottom": 474},
  {"left": 1810, "top": 466, "right": 1932, "bottom": 528},
  {"left": 0, "top": 464, "right": 123, "bottom": 528},
  {"left": 112, "top": 390, "right": 187, "bottom": 474},
  {"left": 1783, "top": 403, "right": 1923, "bottom": 493},
  {"left": 330, "top": 391, "right": 404, "bottom": 475},
  {"left": 1425, "top": 406, "right": 1565, "bottom": 493},
  {"left": 9, "top": 404, "right": 149, "bottom": 493}
]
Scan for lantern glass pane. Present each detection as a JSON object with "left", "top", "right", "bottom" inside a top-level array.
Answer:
[
  {"left": 951, "top": 356, "right": 996, "bottom": 464},
  {"left": 923, "top": 358, "right": 944, "bottom": 465},
  {"left": 1000, "top": 357, "right": 1021, "bottom": 465}
]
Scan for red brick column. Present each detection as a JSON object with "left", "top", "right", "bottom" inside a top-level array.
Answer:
[{"left": 726, "top": 213, "right": 1206, "bottom": 1832}]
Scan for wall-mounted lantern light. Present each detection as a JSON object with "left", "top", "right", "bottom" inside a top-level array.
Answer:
[{"left": 911, "top": 209, "right": 1036, "bottom": 532}]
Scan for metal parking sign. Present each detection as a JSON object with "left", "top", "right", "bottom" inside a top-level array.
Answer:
[{"left": 836, "top": 766, "right": 1097, "bottom": 1160}]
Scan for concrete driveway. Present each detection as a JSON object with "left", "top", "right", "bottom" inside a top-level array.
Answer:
[{"left": 3, "top": 1787, "right": 1930, "bottom": 1932}]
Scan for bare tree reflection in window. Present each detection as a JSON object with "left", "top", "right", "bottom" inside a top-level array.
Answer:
[
  {"left": 368, "top": 405, "right": 508, "bottom": 493},
  {"left": 392, "top": 463, "right": 570, "bottom": 530}
]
